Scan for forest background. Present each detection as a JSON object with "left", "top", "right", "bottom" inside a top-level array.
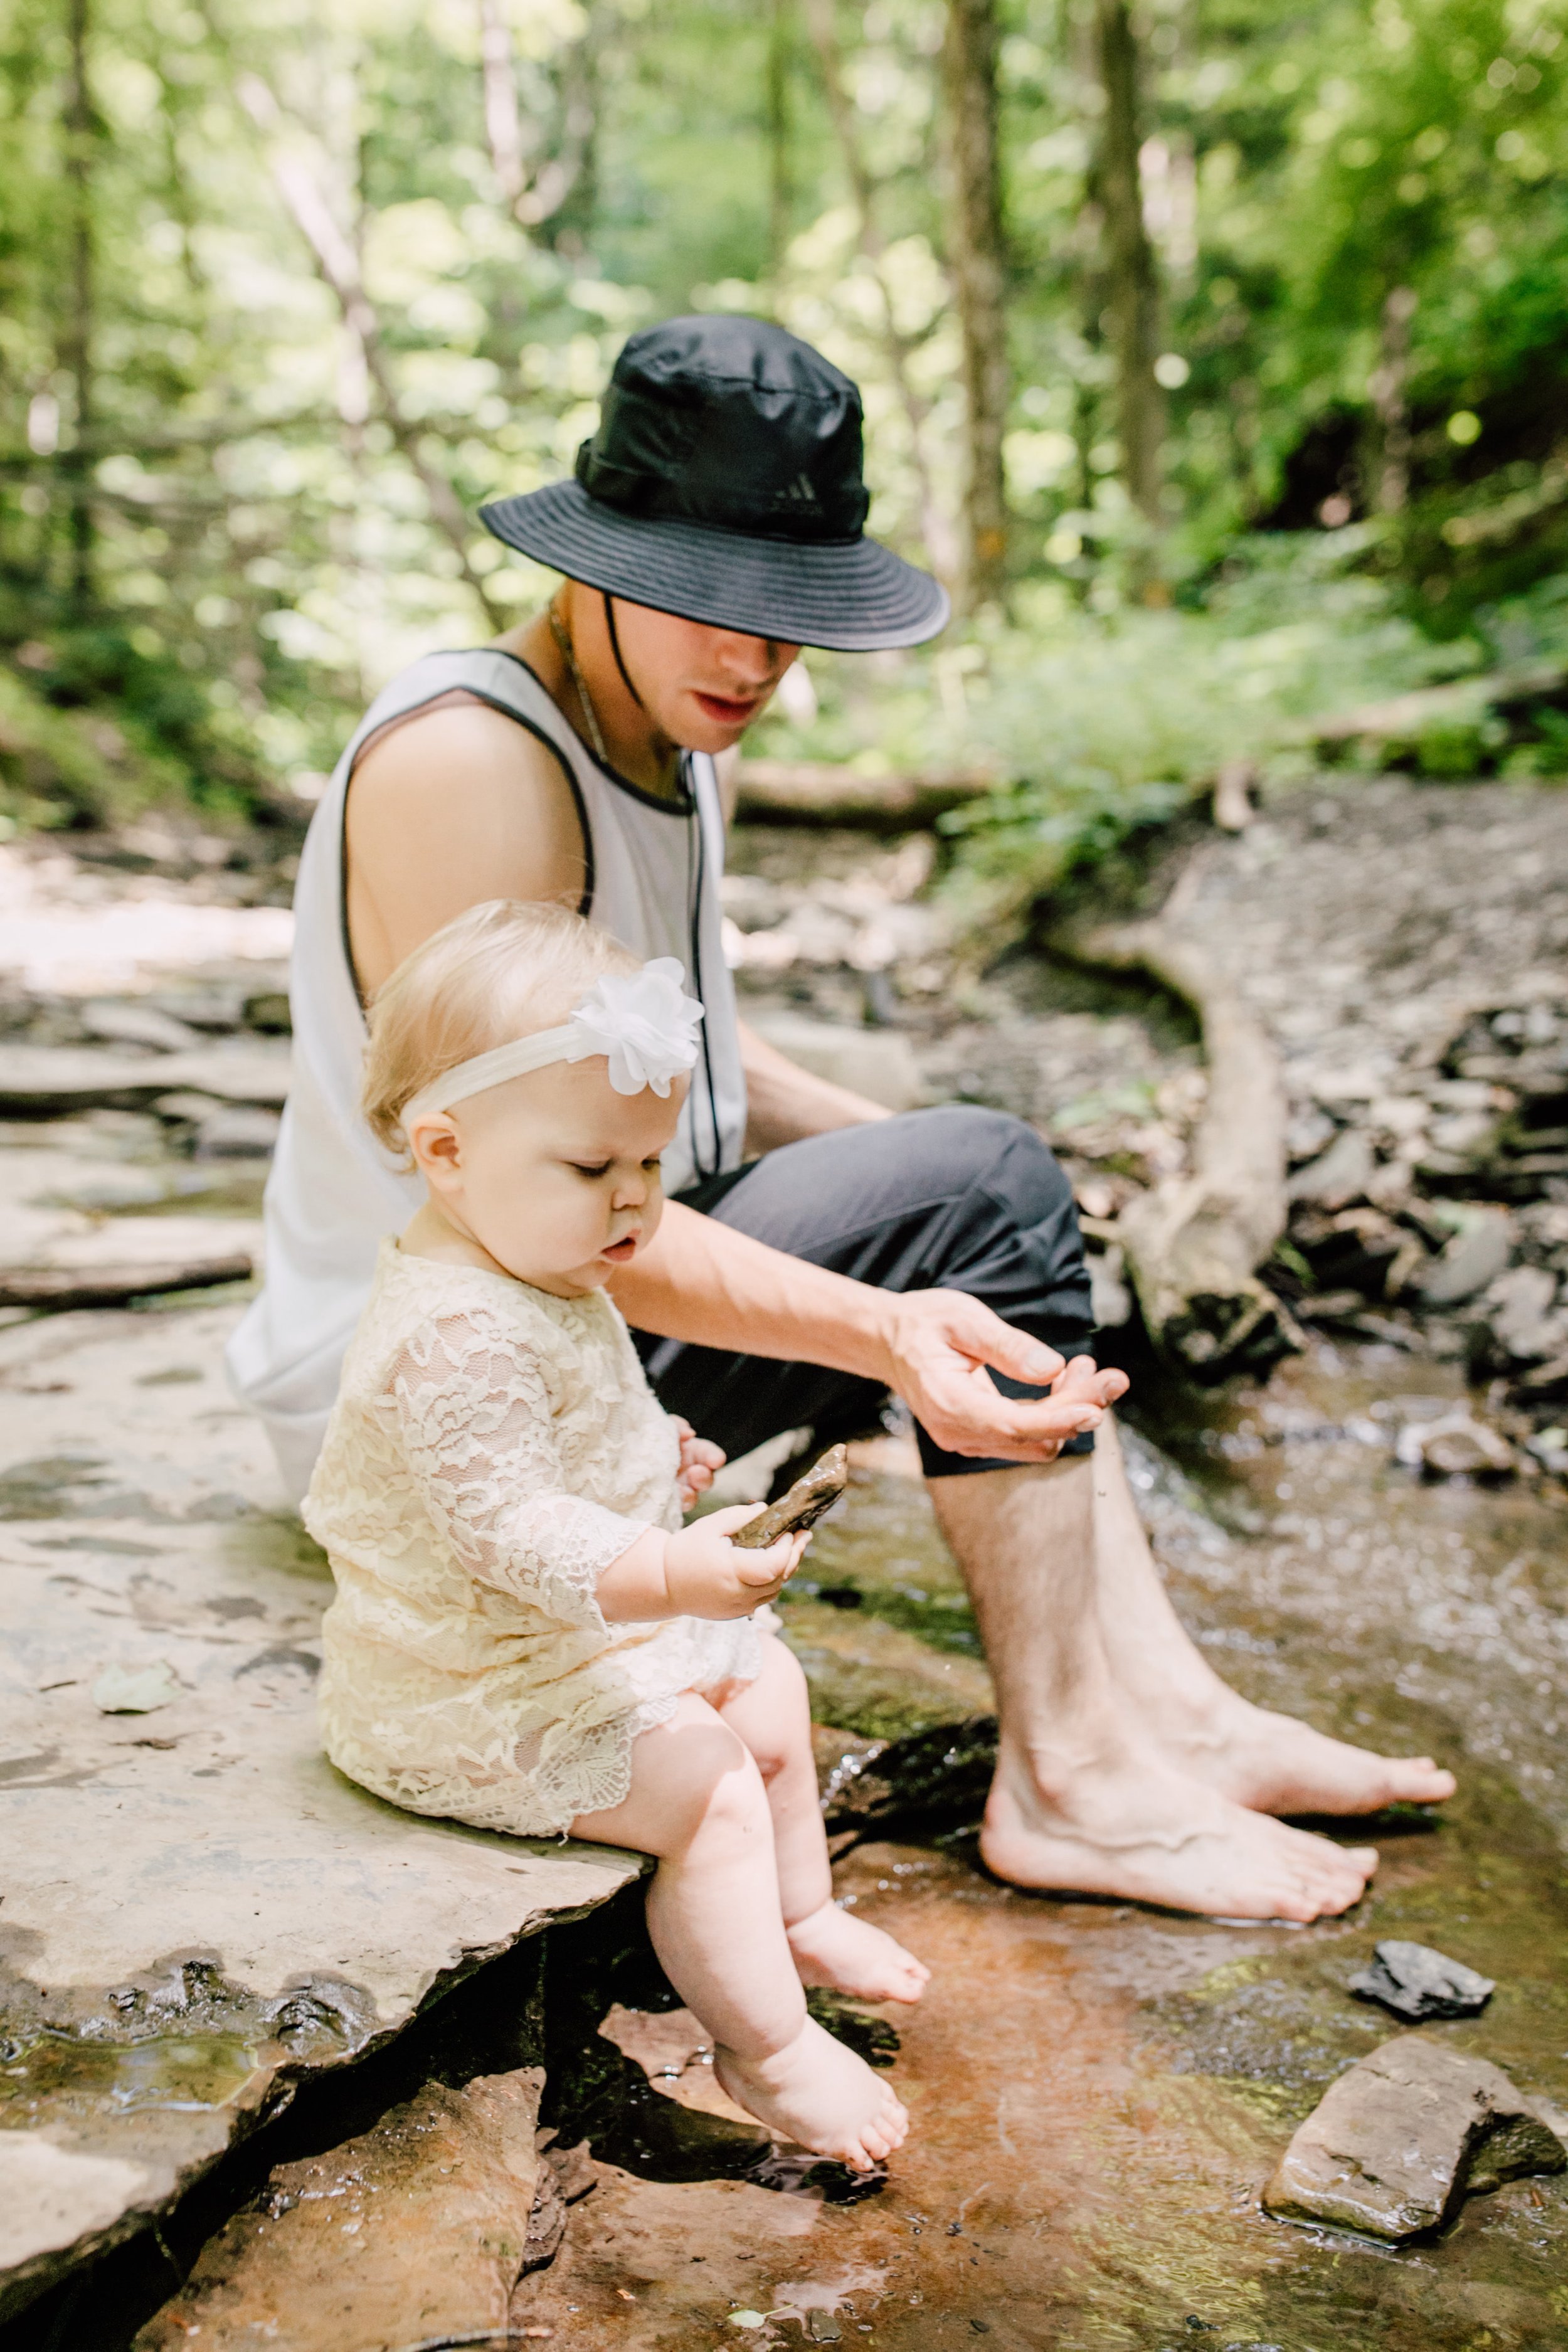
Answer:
[{"left": 1, "top": 0, "right": 1565, "bottom": 904}]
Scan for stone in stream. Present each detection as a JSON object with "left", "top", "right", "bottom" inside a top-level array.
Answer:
[
  {"left": 820, "top": 1714, "right": 999, "bottom": 1838},
  {"left": 1262, "top": 2033, "right": 1565, "bottom": 2240},
  {"left": 1348, "top": 1940, "right": 1496, "bottom": 2021},
  {"left": 134, "top": 2068, "right": 556, "bottom": 2350}
]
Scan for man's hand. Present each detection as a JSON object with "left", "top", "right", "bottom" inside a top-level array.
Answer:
[
  {"left": 880, "top": 1290, "right": 1129, "bottom": 1464},
  {"left": 671, "top": 1415, "right": 726, "bottom": 1510}
]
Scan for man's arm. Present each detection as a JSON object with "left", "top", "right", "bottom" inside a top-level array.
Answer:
[
  {"left": 738, "top": 1019, "right": 894, "bottom": 1151},
  {"left": 610, "top": 1200, "right": 1125, "bottom": 1462}
]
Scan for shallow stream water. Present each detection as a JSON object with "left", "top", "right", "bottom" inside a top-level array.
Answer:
[{"left": 516, "top": 1339, "right": 1568, "bottom": 2352}]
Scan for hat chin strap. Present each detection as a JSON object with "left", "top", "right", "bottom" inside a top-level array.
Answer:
[{"left": 602, "top": 592, "right": 647, "bottom": 712}]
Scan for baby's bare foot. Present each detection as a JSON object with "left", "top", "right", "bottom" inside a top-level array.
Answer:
[
  {"left": 714, "top": 2016, "right": 909, "bottom": 2170},
  {"left": 787, "top": 1902, "right": 930, "bottom": 2004}
]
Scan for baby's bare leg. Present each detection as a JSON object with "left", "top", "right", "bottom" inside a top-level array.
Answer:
[
  {"left": 571, "top": 1692, "right": 908, "bottom": 2168},
  {"left": 716, "top": 1635, "right": 930, "bottom": 2006}
]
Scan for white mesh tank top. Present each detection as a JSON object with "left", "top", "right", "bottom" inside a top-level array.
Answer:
[{"left": 226, "top": 647, "right": 747, "bottom": 1502}]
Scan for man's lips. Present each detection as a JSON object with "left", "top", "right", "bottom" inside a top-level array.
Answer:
[
  {"left": 692, "top": 689, "right": 765, "bottom": 726},
  {"left": 601, "top": 1235, "right": 638, "bottom": 1263}
]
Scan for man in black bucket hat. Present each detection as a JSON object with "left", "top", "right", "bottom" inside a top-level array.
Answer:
[{"left": 234, "top": 315, "right": 1452, "bottom": 1926}]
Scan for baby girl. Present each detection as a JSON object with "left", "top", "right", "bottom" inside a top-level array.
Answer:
[{"left": 305, "top": 898, "right": 926, "bottom": 2171}]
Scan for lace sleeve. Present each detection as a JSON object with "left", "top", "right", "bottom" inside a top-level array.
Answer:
[{"left": 382, "top": 1306, "right": 649, "bottom": 1629}]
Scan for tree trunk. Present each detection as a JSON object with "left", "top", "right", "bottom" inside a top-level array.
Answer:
[
  {"left": 941, "top": 0, "right": 1009, "bottom": 611},
  {"left": 766, "top": 0, "right": 793, "bottom": 284},
  {"left": 803, "top": 0, "right": 961, "bottom": 588},
  {"left": 1367, "top": 286, "right": 1417, "bottom": 514},
  {"left": 233, "top": 70, "right": 505, "bottom": 636},
  {"left": 1093, "top": 0, "right": 1163, "bottom": 534},
  {"left": 60, "top": 0, "right": 95, "bottom": 612}
]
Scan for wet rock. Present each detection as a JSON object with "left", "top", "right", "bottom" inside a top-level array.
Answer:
[
  {"left": 0, "top": 1300, "right": 641, "bottom": 2319},
  {"left": 0, "top": 1041, "right": 290, "bottom": 1115},
  {"left": 1290, "top": 1206, "right": 1406, "bottom": 1297},
  {"left": 1089, "top": 1241, "right": 1133, "bottom": 1328},
  {"left": 192, "top": 1103, "right": 282, "bottom": 1160},
  {"left": 598, "top": 2006, "right": 763, "bottom": 2132},
  {"left": 1473, "top": 1264, "right": 1565, "bottom": 1369},
  {"left": 134, "top": 2067, "right": 550, "bottom": 2351},
  {"left": 0, "top": 1250, "right": 253, "bottom": 1311},
  {"left": 1417, "top": 1210, "right": 1514, "bottom": 1306},
  {"left": 81, "top": 1000, "right": 203, "bottom": 1054},
  {"left": 1348, "top": 1941, "right": 1495, "bottom": 2021},
  {"left": 1263, "top": 2033, "right": 1565, "bottom": 2240},
  {"left": 820, "top": 1714, "right": 998, "bottom": 1838},
  {"left": 1414, "top": 1417, "right": 1517, "bottom": 1480},
  {"left": 242, "top": 988, "right": 291, "bottom": 1035},
  {"left": 1286, "top": 1128, "right": 1374, "bottom": 1212}
]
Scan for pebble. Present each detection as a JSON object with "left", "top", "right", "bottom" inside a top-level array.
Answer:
[{"left": 1348, "top": 1939, "right": 1495, "bottom": 2020}]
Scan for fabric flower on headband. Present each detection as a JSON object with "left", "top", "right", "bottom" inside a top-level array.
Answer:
[{"left": 562, "top": 958, "right": 704, "bottom": 1097}]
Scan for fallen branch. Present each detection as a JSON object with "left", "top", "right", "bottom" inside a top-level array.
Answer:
[
  {"left": 734, "top": 758, "right": 995, "bottom": 830},
  {"left": 0, "top": 1254, "right": 253, "bottom": 1312},
  {"left": 1057, "top": 915, "right": 1301, "bottom": 1379},
  {"left": 1308, "top": 659, "right": 1567, "bottom": 751}
]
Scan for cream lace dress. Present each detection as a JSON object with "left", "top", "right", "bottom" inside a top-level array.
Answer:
[{"left": 304, "top": 1238, "right": 768, "bottom": 1836}]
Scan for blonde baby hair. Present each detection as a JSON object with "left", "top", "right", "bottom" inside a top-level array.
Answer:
[{"left": 361, "top": 899, "right": 639, "bottom": 1157}]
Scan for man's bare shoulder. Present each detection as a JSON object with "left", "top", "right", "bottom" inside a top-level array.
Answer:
[
  {"left": 351, "top": 694, "right": 574, "bottom": 812},
  {"left": 344, "top": 693, "right": 588, "bottom": 978}
]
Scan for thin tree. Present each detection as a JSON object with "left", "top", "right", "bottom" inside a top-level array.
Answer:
[
  {"left": 803, "top": 0, "right": 960, "bottom": 587},
  {"left": 231, "top": 68, "right": 505, "bottom": 634},
  {"left": 60, "top": 0, "right": 96, "bottom": 610},
  {"left": 477, "top": 0, "right": 598, "bottom": 233},
  {"left": 941, "top": 0, "right": 1010, "bottom": 610},
  {"left": 766, "top": 0, "right": 793, "bottom": 287},
  {"left": 1093, "top": 0, "right": 1163, "bottom": 536}
]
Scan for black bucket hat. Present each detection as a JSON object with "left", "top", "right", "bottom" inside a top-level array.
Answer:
[{"left": 479, "top": 315, "right": 949, "bottom": 652}]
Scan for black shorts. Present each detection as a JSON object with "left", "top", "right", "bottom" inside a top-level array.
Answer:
[{"left": 636, "top": 1105, "right": 1096, "bottom": 1481}]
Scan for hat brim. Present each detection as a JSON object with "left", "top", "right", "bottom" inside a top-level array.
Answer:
[{"left": 479, "top": 481, "right": 950, "bottom": 653}]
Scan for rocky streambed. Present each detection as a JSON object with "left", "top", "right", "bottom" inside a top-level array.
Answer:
[{"left": 1, "top": 775, "right": 1567, "bottom": 2349}]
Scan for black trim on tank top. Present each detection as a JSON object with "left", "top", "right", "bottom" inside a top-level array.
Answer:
[
  {"left": 337, "top": 679, "right": 595, "bottom": 1014},
  {"left": 489, "top": 647, "right": 696, "bottom": 817},
  {"left": 684, "top": 750, "right": 723, "bottom": 1181}
]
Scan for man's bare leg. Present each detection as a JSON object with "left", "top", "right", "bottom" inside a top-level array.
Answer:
[
  {"left": 1081, "top": 1417, "right": 1456, "bottom": 1814},
  {"left": 930, "top": 1456, "right": 1380, "bottom": 1920}
]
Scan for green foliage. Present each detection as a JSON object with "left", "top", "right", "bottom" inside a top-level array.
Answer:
[{"left": 0, "top": 0, "right": 1563, "bottom": 851}]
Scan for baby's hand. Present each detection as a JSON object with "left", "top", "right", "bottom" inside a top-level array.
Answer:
[
  {"left": 663, "top": 1504, "right": 808, "bottom": 1620},
  {"left": 671, "top": 1415, "right": 726, "bottom": 1510}
]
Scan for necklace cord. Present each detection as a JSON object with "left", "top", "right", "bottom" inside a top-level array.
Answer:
[{"left": 548, "top": 596, "right": 609, "bottom": 764}]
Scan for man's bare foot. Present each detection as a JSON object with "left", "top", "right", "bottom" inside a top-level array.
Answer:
[
  {"left": 1155, "top": 1692, "right": 1456, "bottom": 1818},
  {"left": 714, "top": 2016, "right": 909, "bottom": 2169},
  {"left": 787, "top": 1902, "right": 930, "bottom": 2004},
  {"left": 980, "top": 1740, "right": 1377, "bottom": 1923}
]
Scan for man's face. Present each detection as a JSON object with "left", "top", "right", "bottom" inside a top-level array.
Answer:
[{"left": 609, "top": 601, "right": 801, "bottom": 752}]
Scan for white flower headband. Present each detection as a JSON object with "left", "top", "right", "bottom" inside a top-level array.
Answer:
[{"left": 400, "top": 956, "right": 704, "bottom": 1128}]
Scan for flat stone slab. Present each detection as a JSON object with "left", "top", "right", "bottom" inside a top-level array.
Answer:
[
  {"left": 1263, "top": 2032, "right": 1565, "bottom": 2240},
  {"left": 0, "top": 1301, "right": 640, "bottom": 2321},
  {"left": 134, "top": 2067, "right": 550, "bottom": 2350},
  {"left": 0, "top": 1041, "right": 291, "bottom": 1113}
]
